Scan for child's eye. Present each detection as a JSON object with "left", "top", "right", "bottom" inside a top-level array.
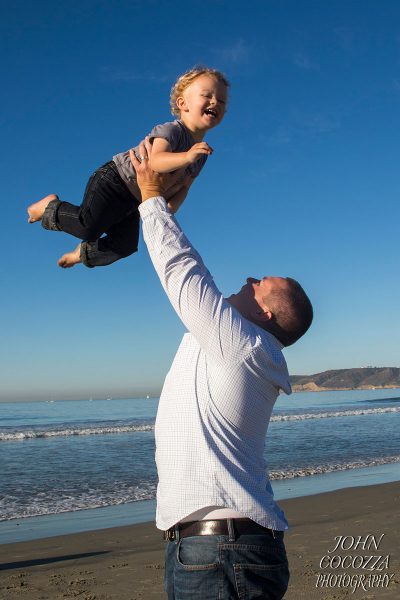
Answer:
[{"left": 218, "top": 99, "right": 226, "bottom": 104}]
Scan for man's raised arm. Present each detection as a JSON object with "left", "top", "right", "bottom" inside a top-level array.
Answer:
[{"left": 130, "top": 141, "right": 256, "bottom": 365}]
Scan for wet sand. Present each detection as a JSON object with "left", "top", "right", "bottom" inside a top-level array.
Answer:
[{"left": 1, "top": 481, "right": 399, "bottom": 599}]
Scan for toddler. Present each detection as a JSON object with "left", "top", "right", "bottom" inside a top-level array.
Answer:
[{"left": 27, "top": 66, "right": 229, "bottom": 268}]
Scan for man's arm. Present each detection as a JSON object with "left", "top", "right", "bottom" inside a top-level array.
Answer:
[{"left": 130, "top": 142, "right": 256, "bottom": 365}]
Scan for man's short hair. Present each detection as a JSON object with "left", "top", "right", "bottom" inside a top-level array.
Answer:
[
  {"left": 170, "top": 65, "right": 230, "bottom": 117},
  {"left": 262, "top": 278, "right": 313, "bottom": 347}
]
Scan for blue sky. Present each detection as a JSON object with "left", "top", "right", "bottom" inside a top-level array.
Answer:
[{"left": 2, "top": 0, "right": 399, "bottom": 401}]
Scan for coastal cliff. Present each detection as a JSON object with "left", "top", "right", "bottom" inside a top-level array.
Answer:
[{"left": 290, "top": 367, "right": 400, "bottom": 392}]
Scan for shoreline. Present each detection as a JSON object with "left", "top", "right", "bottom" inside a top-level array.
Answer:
[
  {"left": 2, "top": 461, "right": 400, "bottom": 546},
  {"left": 1, "top": 481, "right": 399, "bottom": 599}
]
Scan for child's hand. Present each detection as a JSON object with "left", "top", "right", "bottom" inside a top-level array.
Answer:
[{"left": 186, "top": 142, "right": 213, "bottom": 164}]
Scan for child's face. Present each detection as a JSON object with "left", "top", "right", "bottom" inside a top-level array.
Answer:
[{"left": 177, "top": 74, "right": 228, "bottom": 132}]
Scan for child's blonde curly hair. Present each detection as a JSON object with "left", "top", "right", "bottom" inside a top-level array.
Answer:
[{"left": 170, "top": 66, "right": 229, "bottom": 117}]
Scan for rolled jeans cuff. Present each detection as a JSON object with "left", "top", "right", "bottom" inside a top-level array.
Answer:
[
  {"left": 41, "top": 199, "right": 62, "bottom": 231},
  {"left": 80, "top": 241, "right": 95, "bottom": 268}
]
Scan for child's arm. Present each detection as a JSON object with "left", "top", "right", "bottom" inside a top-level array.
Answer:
[
  {"left": 150, "top": 137, "right": 213, "bottom": 173},
  {"left": 166, "top": 176, "right": 194, "bottom": 214}
]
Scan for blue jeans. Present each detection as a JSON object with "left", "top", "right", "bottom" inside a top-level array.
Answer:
[
  {"left": 41, "top": 161, "right": 140, "bottom": 267},
  {"left": 165, "top": 530, "right": 289, "bottom": 600}
]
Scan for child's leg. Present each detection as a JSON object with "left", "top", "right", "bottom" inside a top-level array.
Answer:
[
  {"left": 57, "top": 206, "right": 140, "bottom": 268},
  {"left": 28, "top": 194, "right": 59, "bottom": 223},
  {"left": 55, "top": 162, "right": 129, "bottom": 239},
  {"left": 78, "top": 209, "right": 140, "bottom": 268},
  {"left": 31, "top": 161, "right": 137, "bottom": 241},
  {"left": 57, "top": 243, "right": 82, "bottom": 268}
]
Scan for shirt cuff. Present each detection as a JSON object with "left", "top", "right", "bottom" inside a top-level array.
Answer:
[{"left": 138, "top": 196, "right": 170, "bottom": 218}]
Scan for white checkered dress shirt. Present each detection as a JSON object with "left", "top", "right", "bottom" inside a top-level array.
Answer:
[{"left": 139, "top": 197, "right": 292, "bottom": 531}]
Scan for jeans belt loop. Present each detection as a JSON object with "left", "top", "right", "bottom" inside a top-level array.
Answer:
[
  {"left": 227, "top": 518, "right": 235, "bottom": 542},
  {"left": 164, "top": 527, "right": 177, "bottom": 542},
  {"left": 174, "top": 524, "right": 180, "bottom": 543}
]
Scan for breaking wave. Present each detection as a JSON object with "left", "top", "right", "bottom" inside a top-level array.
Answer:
[
  {"left": 0, "top": 422, "right": 154, "bottom": 441},
  {"left": 271, "top": 406, "right": 400, "bottom": 422},
  {"left": 0, "top": 483, "right": 157, "bottom": 521},
  {"left": 2, "top": 406, "right": 399, "bottom": 441},
  {"left": 2, "top": 456, "right": 399, "bottom": 521}
]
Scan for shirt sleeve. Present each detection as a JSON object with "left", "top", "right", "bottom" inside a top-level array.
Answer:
[
  {"left": 139, "top": 197, "right": 265, "bottom": 366},
  {"left": 148, "top": 121, "right": 181, "bottom": 151}
]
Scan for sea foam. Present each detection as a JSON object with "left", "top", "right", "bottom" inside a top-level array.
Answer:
[{"left": 2, "top": 406, "right": 399, "bottom": 441}]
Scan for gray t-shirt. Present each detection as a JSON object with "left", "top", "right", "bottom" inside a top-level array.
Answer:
[{"left": 113, "top": 120, "right": 208, "bottom": 198}]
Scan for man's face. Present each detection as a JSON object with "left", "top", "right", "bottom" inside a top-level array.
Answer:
[{"left": 227, "top": 276, "right": 289, "bottom": 321}]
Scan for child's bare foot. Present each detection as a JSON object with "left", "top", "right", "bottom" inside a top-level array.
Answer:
[
  {"left": 58, "top": 244, "right": 82, "bottom": 269},
  {"left": 27, "top": 194, "right": 59, "bottom": 223}
]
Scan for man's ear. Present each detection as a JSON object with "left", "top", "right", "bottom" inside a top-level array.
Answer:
[
  {"left": 176, "top": 96, "right": 188, "bottom": 112},
  {"left": 257, "top": 308, "right": 273, "bottom": 322}
]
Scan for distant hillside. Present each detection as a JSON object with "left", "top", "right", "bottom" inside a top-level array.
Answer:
[{"left": 290, "top": 367, "right": 400, "bottom": 392}]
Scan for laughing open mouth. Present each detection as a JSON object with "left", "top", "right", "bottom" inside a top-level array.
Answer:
[{"left": 205, "top": 108, "right": 217, "bottom": 118}]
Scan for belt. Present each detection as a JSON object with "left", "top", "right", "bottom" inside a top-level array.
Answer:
[{"left": 163, "top": 518, "right": 280, "bottom": 541}]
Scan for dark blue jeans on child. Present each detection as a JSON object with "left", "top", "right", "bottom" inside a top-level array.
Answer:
[{"left": 41, "top": 161, "right": 139, "bottom": 267}]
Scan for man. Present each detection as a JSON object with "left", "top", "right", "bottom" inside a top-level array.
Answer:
[{"left": 131, "top": 141, "right": 313, "bottom": 600}]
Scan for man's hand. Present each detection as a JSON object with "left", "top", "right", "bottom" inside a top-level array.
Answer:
[
  {"left": 185, "top": 142, "right": 213, "bottom": 164},
  {"left": 130, "top": 138, "right": 181, "bottom": 202}
]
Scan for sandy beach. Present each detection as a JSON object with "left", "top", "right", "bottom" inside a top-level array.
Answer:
[{"left": 1, "top": 481, "right": 398, "bottom": 599}]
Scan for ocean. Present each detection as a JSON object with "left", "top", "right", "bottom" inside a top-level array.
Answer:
[{"left": 1, "top": 388, "right": 400, "bottom": 543}]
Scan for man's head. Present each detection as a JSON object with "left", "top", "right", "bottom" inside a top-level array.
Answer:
[
  {"left": 170, "top": 66, "right": 229, "bottom": 132},
  {"left": 227, "top": 276, "right": 313, "bottom": 347}
]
